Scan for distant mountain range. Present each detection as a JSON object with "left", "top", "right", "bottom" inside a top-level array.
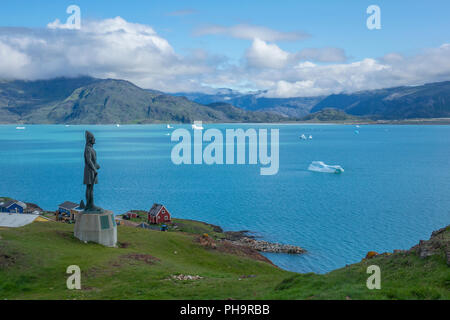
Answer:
[
  {"left": 0, "top": 77, "right": 449, "bottom": 124},
  {"left": 173, "top": 89, "right": 323, "bottom": 118},
  {"left": 175, "top": 81, "right": 450, "bottom": 120},
  {"left": 0, "top": 77, "right": 287, "bottom": 124},
  {"left": 311, "top": 81, "right": 450, "bottom": 119}
]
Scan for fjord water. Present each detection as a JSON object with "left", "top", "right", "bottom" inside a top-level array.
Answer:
[{"left": 1, "top": 124, "right": 449, "bottom": 273}]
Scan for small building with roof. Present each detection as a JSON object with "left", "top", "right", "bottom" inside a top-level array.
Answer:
[
  {"left": 57, "top": 201, "right": 83, "bottom": 221},
  {"left": 0, "top": 200, "right": 27, "bottom": 213},
  {"left": 148, "top": 203, "right": 171, "bottom": 224}
]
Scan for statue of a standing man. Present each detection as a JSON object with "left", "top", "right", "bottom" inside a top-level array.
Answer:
[{"left": 83, "top": 131, "right": 102, "bottom": 212}]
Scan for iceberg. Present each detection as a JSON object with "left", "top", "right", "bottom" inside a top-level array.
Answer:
[
  {"left": 308, "top": 161, "right": 344, "bottom": 174},
  {"left": 192, "top": 123, "right": 204, "bottom": 130}
]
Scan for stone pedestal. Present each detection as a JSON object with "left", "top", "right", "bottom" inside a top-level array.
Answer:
[{"left": 74, "top": 210, "right": 117, "bottom": 247}]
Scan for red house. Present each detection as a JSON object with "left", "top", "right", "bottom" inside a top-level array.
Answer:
[
  {"left": 124, "top": 212, "right": 138, "bottom": 219},
  {"left": 148, "top": 203, "right": 171, "bottom": 224}
]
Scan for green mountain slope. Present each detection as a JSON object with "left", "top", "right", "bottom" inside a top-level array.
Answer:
[
  {"left": 0, "top": 77, "right": 98, "bottom": 123},
  {"left": 301, "top": 108, "right": 362, "bottom": 122},
  {"left": 178, "top": 81, "right": 450, "bottom": 120},
  {"left": 0, "top": 78, "right": 289, "bottom": 124},
  {"left": 311, "top": 81, "right": 450, "bottom": 119}
]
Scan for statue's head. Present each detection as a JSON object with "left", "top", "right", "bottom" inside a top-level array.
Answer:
[{"left": 85, "top": 131, "right": 95, "bottom": 145}]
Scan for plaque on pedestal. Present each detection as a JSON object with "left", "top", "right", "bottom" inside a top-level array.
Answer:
[{"left": 74, "top": 210, "right": 117, "bottom": 247}]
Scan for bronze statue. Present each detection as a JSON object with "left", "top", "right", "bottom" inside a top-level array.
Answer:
[{"left": 83, "top": 131, "right": 102, "bottom": 212}]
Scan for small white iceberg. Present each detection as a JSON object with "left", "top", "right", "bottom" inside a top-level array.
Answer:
[
  {"left": 192, "top": 123, "right": 204, "bottom": 130},
  {"left": 16, "top": 126, "right": 26, "bottom": 130},
  {"left": 308, "top": 161, "right": 344, "bottom": 174}
]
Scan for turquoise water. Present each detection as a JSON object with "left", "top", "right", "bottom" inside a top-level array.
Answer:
[{"left": 1, "top": 124, "right": 449, "bottom": 273}]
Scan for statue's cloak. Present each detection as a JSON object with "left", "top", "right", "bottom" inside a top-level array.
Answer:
[{"left": 84, "top": 144, "right": 98, "bottom": 185}]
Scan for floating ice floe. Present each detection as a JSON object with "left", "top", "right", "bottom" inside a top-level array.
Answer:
[
  {"left": 192, "top": 123, "right": 204, "bottom": 130},
  {"left": 308, "top": 161, "right": 344, "bottom": 174}
]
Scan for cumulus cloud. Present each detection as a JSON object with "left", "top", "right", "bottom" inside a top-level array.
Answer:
[
  {"left": 0, "top": 16, "right": 449, "bottom": 98},
  {"left": 0, "top": 17, "right": 216, "bottom": 92},
  {"left": 194, "top": 23, "right": 309, "bottom": 42},
  {"left": 0, "top": 41, "right": 30, "bottom": 78},
  {"left": 245, "top": 39, "right": 347, "bottom": 69},
  {"left": 246, "top": 38, "right": 291, "bottom": 69},
  {"left": 257, "top": 46, "right": 450, "bottom": 97},
  {"left": 237, "top": 39, "right": 450, "bottom": 97}
]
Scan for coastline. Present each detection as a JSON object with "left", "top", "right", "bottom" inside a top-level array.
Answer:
[
  {"left": 178, "top": 219, "right": 307, "bottom": 255},
  {"left": 1, "top": 202, "right": 449, "bottom": 300},
  {"left": 2, "top": 117, "right": 450, "bottom": 126}
]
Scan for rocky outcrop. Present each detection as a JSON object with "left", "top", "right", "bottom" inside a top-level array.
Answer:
[
  {"left": 410, "top": 225, "right": 450, "bottom": 265},
  {"left": 365, "top": 251, "right": 379, "bottom": 259},
  {"left": 232, "top": 237, "right": 306, "bottom": 254}
]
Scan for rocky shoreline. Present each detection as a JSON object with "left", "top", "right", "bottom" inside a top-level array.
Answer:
[
  {"left": 231, "top": 236, "right": 306, "bottom": 254},
  {"left": 222, "top": 229, "right": 306, "bottom": 254},
  {"left": 181, "top": 221, "right": 307, "bottom": 255}
]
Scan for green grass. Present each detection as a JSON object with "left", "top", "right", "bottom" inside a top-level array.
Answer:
[
  {"left": 266, "top": 253, "right": 450, "bottom": 300},
  {"left": 0, "top": 220, "right": 448, "bottom": 300},
  {"left": 171, "top": 218, "right": 226, "bottom": 239},
  {"left": 0, "top": 221, "right": 287, "bottom": 300}
]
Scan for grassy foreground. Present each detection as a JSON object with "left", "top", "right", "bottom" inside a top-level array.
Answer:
[{"left": 0, "top": 220, "right": 448, "bottom": 300}]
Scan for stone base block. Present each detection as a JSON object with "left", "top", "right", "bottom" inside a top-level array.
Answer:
[{"left": 74, "top": 210, "right": 117, "bottom": 247}]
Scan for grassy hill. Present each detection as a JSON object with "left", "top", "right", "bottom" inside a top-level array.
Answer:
[
  {"left": 0, "top": 77, "right": 288, "bottom": 124},
  {"left": 0, "top": 217, "right": 448, "bottom": 300},
  {"left": 301, "top": 108, "right": 363, "bottom": 122}
]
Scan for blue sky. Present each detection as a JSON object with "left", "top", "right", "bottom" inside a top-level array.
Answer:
[{"left": 0, "top": 1, "right": 449, "bottom": 96}]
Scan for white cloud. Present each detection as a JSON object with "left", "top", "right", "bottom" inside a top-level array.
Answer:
[
  {"left": 245, "top": 39, "right": 347, "bottom": 70},
  {"left": 0, "top": 17, "right": 216, "bottom": 92},
  {"left": 237, "top": 39, "right": 450, "bottom": 97},
  {"left": 0, "top": 41, "right": 30, "bottom": 78},
  {"left": 246, "top": 38, "right": 291, "bottom": 69},
  {"left": 0, "top": 17, "right": 449, "bottom": 98},
  {"left": 194, "top": 24, "right": 309, "bottom": 42}
]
